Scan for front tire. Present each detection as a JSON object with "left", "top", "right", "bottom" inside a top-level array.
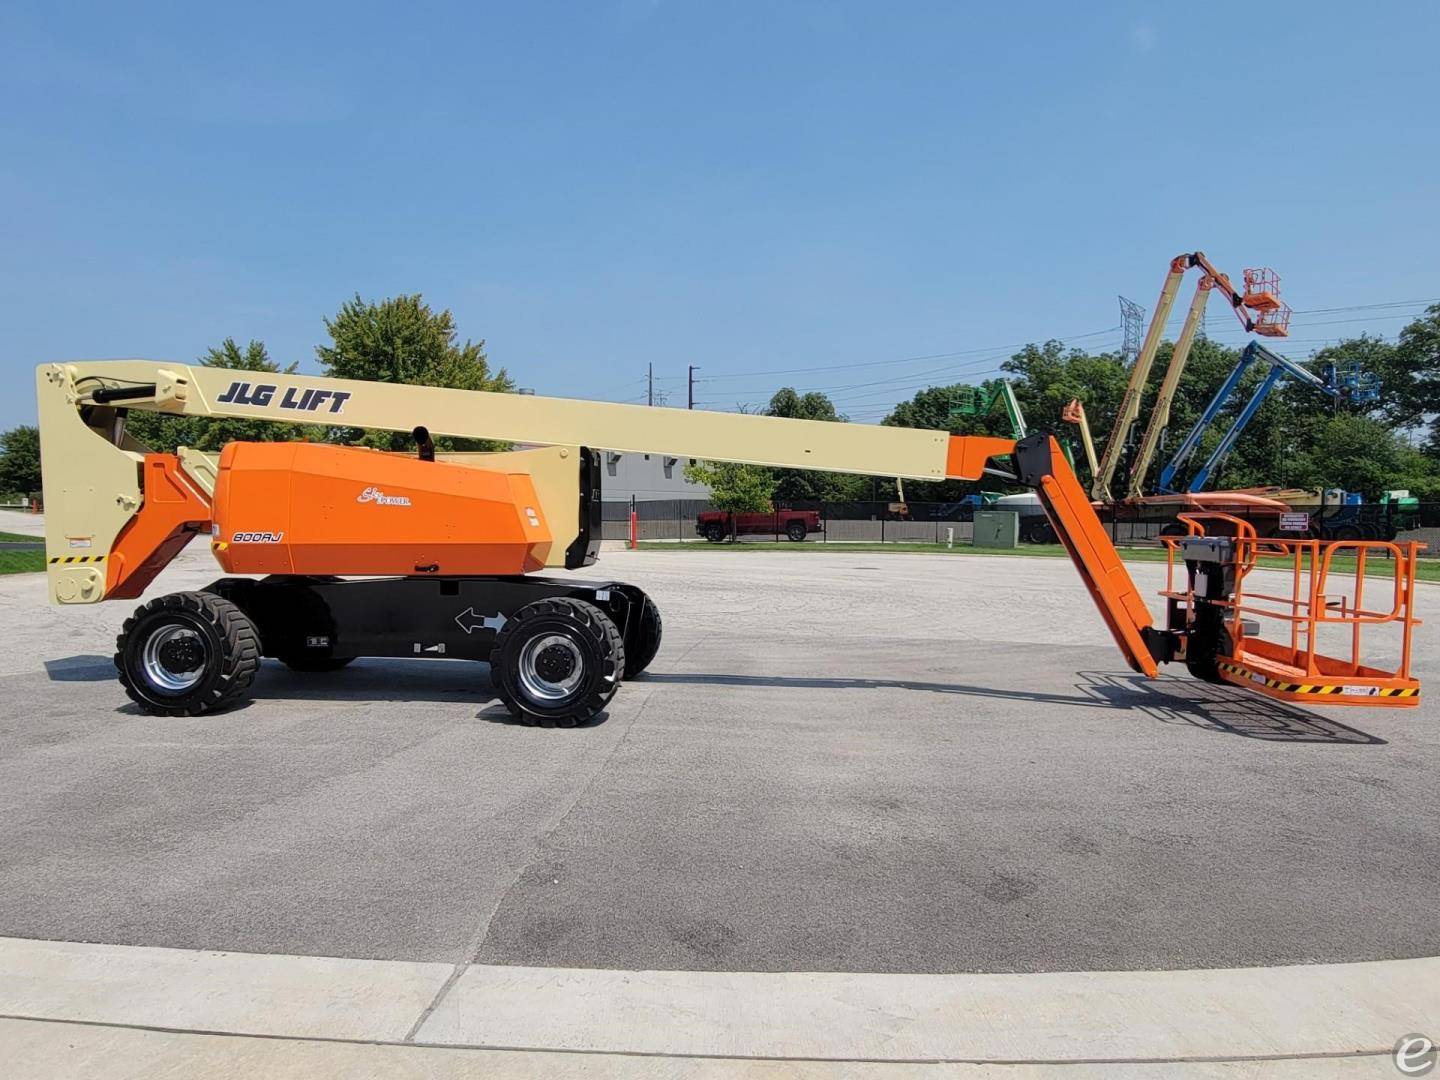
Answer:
[
  {"left": 115, "top": 591, "right": 260, "bottom": 716},
  {"left": 703, "top": 522, "right": 727, "bottom": 542},
  {"left": 490, "top": 597, "right": 625, "bottom": 726},
  {"left": 786, "top": 521, "right": 807, "bottom": 542}
]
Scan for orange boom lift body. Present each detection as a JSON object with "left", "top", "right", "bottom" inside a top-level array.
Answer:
[{"left": 211, "top": 442, "right": 554, "bottom": 578}]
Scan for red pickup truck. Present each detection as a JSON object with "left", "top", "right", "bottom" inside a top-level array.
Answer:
[{"left": 696, "top": 508, "right": 822, "bottom": 542}]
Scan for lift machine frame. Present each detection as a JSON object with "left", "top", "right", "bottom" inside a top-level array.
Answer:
[{"left": 36, "top": 360, "right": 1422, "bottom": 722}]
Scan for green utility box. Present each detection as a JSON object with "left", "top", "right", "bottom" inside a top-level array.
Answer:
[{"left": 972, "top": 510, "right": 1020, "bottom": 549}]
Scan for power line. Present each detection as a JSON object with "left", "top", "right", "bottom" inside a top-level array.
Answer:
[
  {"left": 701, "top": 335, "right": 1123, "bottom": 399},
  {"left": 697, "top": 326, "right": 1122, "bottom": 381},
  {"left": 600, "top": 292, "right": 1433, "bottom": 414},
  {"left": 1290, "top": 297, "right": 1439, "bottom": 315}
]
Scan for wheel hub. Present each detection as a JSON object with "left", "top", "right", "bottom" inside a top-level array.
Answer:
[
  {"left": 158, "top": 636, "right": 205, "bottom": 673},
  {"left": 141, "top": 624, "right": 209, "bottom": 693},
  {"left": 535, "top": 643, "right": 578, "bottom": 682},
  {"left": 517, "top": 633, "right": 585, "bottom": 701}
]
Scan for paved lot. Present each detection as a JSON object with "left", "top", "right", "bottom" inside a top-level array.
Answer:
[{"left": 1, "top": 524, "right": 1437, "bottom": 973}]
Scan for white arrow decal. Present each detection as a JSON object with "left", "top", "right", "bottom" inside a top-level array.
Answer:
[{"left": 455, "top": 607, "right": 507, "bottom": 634}]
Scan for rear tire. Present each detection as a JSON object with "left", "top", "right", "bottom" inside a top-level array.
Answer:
[
  {"left": 622, "top": 593, "right": 663, "bottom": 678},
  {"left": 115, "top": 591, "right": 260, "bottom": 716},
  {"left": 490, "top": 597, "right": 625, "bottom": 726}
]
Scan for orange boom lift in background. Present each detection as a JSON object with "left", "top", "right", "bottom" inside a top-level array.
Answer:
[{"left": 37, "top": 359, "right": 1422, "bottom": 724}]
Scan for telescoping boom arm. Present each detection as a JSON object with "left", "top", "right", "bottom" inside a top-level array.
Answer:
[{"left": 38, "top": 359, "right": 1161, "bottom": 677}]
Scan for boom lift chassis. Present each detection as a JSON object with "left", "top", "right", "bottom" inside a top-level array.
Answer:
[{"left": 36, "top": 360, "right": 1422, "bottom": 723}]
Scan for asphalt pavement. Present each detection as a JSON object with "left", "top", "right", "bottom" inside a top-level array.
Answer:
[{"left": 1, "top": 525, "right": 1436, "bottom": 973}]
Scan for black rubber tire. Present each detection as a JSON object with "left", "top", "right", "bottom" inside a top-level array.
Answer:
[
  {"left": 622, "top": 594, "right": 663, "bottom": 679},
  {"left": 786, "top": 521, "right": 807, "bottom": 542},
  {"left": 115, "top": 591, "right": 260, "bottom": 716},
  {"left": 1023, "top": 519, "right": 1055, "bottom": 544},
  {"left": 489, "top": 597, "right": 625, "bottom": 726},
  {"left": 279, "top": 655, "right": 355, "bottom": 672},
  {"left": 703, "top": 522, "right": 726, "bottom": 542},
  {"left": 1159, "top": 523, "right": 1187, "bottom": 538},
  {"left": 1184, "top": 603, "right": 1233, "bottom": 684},
  {"left": 1330, "top": 523, "right": 1363, "bottom": 542}
]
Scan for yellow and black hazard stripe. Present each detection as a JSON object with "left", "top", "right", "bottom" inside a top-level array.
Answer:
[
  {"left": 1218, "top": 660, "right": 1419, "bottom": 698},
  {"left": 48, "top": 554, "right": 107, "bottom": 565}
]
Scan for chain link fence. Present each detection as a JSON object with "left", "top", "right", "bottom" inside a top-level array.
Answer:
[{"left": 605, "top": 499, "right": 1440, "bottom": 554}]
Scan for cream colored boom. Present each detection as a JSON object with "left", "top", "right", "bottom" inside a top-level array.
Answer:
[{"left": 60, "top": 360, "right": 955, "bottom": 480}]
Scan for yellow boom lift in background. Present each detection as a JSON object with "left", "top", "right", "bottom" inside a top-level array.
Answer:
[{"left": 1091, "top": 252, "right": 1292, "bottom": 503}]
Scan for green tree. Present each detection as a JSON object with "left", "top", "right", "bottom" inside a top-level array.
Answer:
[
  {"left": 1285, "top": 414, "right": 1432, "bottom": 499},
  {"left": 316, "top": 293, "right": 514, "bottom": 451},
  {"left": 1003, "top": 340, "right": 1129, "bottom": 441},
  {"left": 683, "top": 459, "right": 776, "bottom": 513},
  {"left": 0, "top": 425, "right": 41, "bottom": 498},
  {"left": 124, "top": 339, "right": 319, "bottom": 452},
  {"left": 1392, "top": 303, "right": 1440, "bottom": 454},
  {"left": 883, "top": 384, "right": 974, "bottom": 433},
  {"left": 763, "top": 388, "right": 869, "bottom": 502}
]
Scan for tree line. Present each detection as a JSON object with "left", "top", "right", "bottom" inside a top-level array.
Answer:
[{"left": 692, "top": 304, "right": 1440, "bottom": 511}]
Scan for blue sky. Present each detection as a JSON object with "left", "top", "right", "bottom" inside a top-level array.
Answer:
[{"left": 2, "top": 1, "right": 1436, "bottom": 429}]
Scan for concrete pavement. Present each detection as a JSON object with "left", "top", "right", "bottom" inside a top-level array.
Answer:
[{"left": 1, "top": 936, "right": 1435, "bottom": 1076}]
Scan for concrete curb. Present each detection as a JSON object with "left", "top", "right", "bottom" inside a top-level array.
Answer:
[
  {"left": 0, "top": 937, "right": 1433, "bottom": 1072},
  {"left": 0, "top": 1017, "right": 1402, "bottom": 1079}
]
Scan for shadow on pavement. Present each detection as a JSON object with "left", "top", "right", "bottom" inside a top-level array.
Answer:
[
  {"left": 50, "top": 650, "right": 1379, "bottom": 744},
  {"left": 641, "top": 670, "right": 1384, "bottom": 745},
  {"left": 258, "top": 658, "right": 499, "bottom": 704},
  {"left": 43, "top": 655, "right": 113, "bottom": 681},
  {"left": 1074, "top": 670, "right": 1385, "bottom": 744}
]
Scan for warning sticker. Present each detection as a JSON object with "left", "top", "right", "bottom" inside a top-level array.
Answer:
[{"left": 1279, "top": 512, "right": 1310, "bottom": 532}]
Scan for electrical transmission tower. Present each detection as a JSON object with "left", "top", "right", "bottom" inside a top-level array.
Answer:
[{"left": 1118, "top": 295, "right": 1145, "bottom": 366}]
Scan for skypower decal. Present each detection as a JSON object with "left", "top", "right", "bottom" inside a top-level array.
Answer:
[
  {"left": 216, "top": 381, "right": 351, "bottom": 415},
  {"left": 357, "top": 486, "right": 412, "bottom": 507}
]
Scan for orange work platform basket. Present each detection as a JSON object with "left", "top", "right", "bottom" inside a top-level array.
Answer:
[
  {"left": 1160, "top": 514, "right": 1423, "bottom": 707},
  {"left": 1242, "top": 267, "right": 1292, "bottom": 337}
]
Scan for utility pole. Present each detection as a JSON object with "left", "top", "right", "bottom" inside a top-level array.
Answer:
[
  {"left": 1118, "top": 295, "right": 1145, "bottom": 366},
  {"left": 688, "top": 365, "right": 699, "bottom": 409},
  {"left": 647, "top": 363, "right": 654, "bottom": 407}
]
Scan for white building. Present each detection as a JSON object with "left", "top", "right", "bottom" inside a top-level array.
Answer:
[{"left": 601, "top": 450, "right": 711, "bottom": 503}]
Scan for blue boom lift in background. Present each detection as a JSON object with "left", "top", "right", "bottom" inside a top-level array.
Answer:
[{"left": 1156, "top": 340, "right": 1378, "bottom": 495}]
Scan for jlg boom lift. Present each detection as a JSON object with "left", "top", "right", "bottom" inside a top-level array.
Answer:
[
  {"left": 1091, "top": 253, "right": 1292, "bottom": 503},
  {"left": 36, "top": 360, "right": 1422, "bottom": 723}
]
